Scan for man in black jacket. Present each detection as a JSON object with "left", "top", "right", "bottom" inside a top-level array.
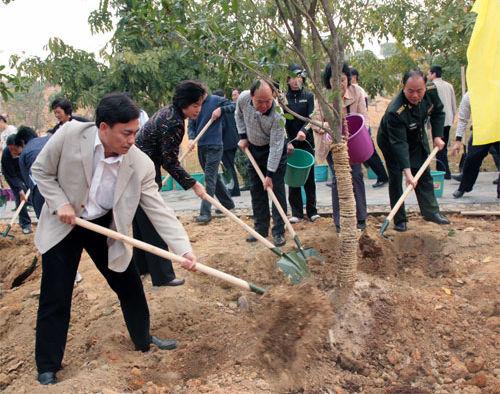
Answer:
[
  {"left": 1, "top": 134, "right": 32, "bottom": 234},
  {"left": 285, "top": 64, "right": 319, "bottom": 223}
]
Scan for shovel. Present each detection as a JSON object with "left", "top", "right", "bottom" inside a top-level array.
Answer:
[
  {"left": 162, "top": 118, "right": 214, "bottom": 186},
  {"left": 73, "top": 217, "right": 265, "bottom": 294},
  {"left": 244, "top": 148, "right": 323, "bottom": 263},
  {"left": 380, "top": 146, "right": 439, "bottom": 236},
  {"left": 1, "top": 189, "right": 31, "bottom": 239},
  {"left": 203, "top": 194, "right": 309, "bottom": 284}
]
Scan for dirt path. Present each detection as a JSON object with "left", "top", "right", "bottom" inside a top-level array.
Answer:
[{"left": 0, "top": 213, "right": 499, "bottom": 393}]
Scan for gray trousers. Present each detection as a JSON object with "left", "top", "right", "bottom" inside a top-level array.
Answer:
[{"left": 197, "top": 145, "right": 235, "bottom": 217}]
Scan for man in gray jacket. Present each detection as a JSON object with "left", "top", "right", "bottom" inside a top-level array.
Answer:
[{"left": 236, "top": 80, "right": 287, "bottom": 246}]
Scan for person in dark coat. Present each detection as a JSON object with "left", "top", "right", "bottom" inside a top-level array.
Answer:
[
  {"left": 135, "top": 80, "right": 208, "bottom": 286},
  {"left": 213, "top": 89, "right": 240, "bottom": 197},
  {"left": 377, "top": 69, "right": 450, "bottom": 231},
  {"left": 284, "top": 64, "right": 320, "bottom": 222},
  {"left": 1, "top": 134, "right": 32, "bottom": 233}
]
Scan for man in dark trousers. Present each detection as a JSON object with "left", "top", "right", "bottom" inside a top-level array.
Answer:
[
  {"left": 31, "top": 93, "right": 197, "bottom": 385},
  {"left": 1, "top": 134, "right": 32, "bottom": 234},
  {"left": 213, "top": 89, "right": 241, "bottom": 197},
  {"left": 236, "top": 79, "right": 287, "bottom": 246},
  {"left": 377, "top": 69, "right": 450, "bottom": 231},
  {"left": 284, "top": 64, "right": 320, "bottom": 223},
  {"left": 188, "top": 88, "right": 236, "bottom": 224},
  {"left": 135, "top": 80, "right": 208, "bottom": 286}
]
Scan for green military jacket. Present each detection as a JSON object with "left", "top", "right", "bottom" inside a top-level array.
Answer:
[{"left": 377, "top": 82, "right": 445, "bottom": 169}]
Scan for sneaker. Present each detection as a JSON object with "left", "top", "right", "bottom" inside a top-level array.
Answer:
[
  {"left": 309, "top": 214, "right": 321, "bottom": 222},
  {"left": 22, "top": 227, "right": 32, "bottom": 234},
  {"left": 74, "top": 271, "right": 83, "bottom": 284},
  {"left": 195, "top": 215, "right": 211, "bottom": 224},
  {"left": 289, "top": 216, "right": 302, "bottom": 223}
]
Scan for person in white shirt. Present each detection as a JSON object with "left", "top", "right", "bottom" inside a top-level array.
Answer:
[
  {"left": 0, "top": 115, "right": 17, "bottom": 150},
  {"left": 428, "top": 65, "right": 457, "bottom": 179}
]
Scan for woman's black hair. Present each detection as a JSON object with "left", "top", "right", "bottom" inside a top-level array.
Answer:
[
  {"left": 95, "top": 93, "right": 140, "bottom": 128},
  {"left": 323, "top": 62, "right": 352, "bottom": 90},
  {"left": 172, "top": 80, "right": 207, "bottom": 111}
]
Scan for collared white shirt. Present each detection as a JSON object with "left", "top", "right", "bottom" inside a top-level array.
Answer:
[{"left": 81, "top": 132, "right": 123, "bottom": 220}]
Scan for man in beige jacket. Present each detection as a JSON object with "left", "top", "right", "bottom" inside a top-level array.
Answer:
[{"left": 31, "top": 93, "right": 197, "bottom": 386}]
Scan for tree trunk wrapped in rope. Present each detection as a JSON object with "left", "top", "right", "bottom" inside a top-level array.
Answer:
[{"left": 330, "top": 141, "right": 358, "bottom": 286}]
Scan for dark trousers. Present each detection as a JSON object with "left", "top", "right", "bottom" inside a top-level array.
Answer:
[
  {"left": 364, "top": 134, "right": 388, "bottom": 183},
  {"left": 436, "top": 126, "right": 451, "bottom": 178},
  {"left": 248, "top": 144, "right": 287, "bottom": 237},
  {"left": 32, "top": 185, "right": 45, "bottom": 219},
  {"left": 11, "top": 187, "right": 31, "bottom": 229},
  {"left": 327, "top": 153, "right": 367, "bottom": 226},
  {"left": 221, "top": 148, "right": 240, "bottom": 195},
  {"left": 381, "top": 150, "right": 439, "bottom": 224},
  {"left": 132, "top": 206, "right": 175, "bottom": 286},
  {"left": 288, "top": 163, "right": 317, "bottom": 219},
  {"left": 198, "top": 145, "right": 234, "bottom": 217},
  {"left": 35, "top": 212, "right": 151, "bottom": 373},
  {"left": 459, "top": 137, "right": 500, "bottom": 192}
]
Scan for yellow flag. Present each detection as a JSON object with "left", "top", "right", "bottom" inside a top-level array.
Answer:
[{"left": 466, "top": 0, "right": 500, "bottom": 145}]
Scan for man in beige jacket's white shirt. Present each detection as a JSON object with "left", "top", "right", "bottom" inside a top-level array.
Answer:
[{"left": 31, "top": 93, "right": 197, "bottom": 386}]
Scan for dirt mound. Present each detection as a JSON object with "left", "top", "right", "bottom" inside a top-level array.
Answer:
[
  {"left": 0, "top": 214, "right": 499, "bottom": 393},
  {"left": 254, "top": 283, "right": 333, "bottom": 390}
]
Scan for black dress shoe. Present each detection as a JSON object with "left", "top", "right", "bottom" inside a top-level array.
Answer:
[
  {"left": 444, "top": 173, "right": 451, "bottom": 180},
  {"left": 357, "top": 220, "right": 366, "bottom": 230},
  {"left": 38, "top": 372, "right": 57, "bottom": 385},
  {"left": 372, "top": 180, "right": 388, "bottom": 188},
  {"left": 164, "top": 278, "right": 185, "bottom": 286},
  {"left": 393, "top": 222, "right": 407, "bottom": 232},
  {"left": 151, "top": 335, "right": 177, "bottom": 350},
  {"left": 273, "top": 234, "right": 286, "bottom": 247},
  {"left": 423, "top": 213, "right": 450, "bottom": 225},
  {"left": 246, "top": 235, "right": 258, "bottom": 242},
  {"left": 452, "top": 174, "right": 463, "bottom": 182},
  {"left": 453, "top": 189, "right": 465, "bottom": 198}
]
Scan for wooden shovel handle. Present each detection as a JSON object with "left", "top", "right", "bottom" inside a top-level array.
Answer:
[
  {"left": 386, "top": 146, "right": 440, "bottom": 222},
  {"left": 203, "top": 194, "right": 276, "bottom": 249},
  {"left": 73, "top": 217, "right": 263, "bottom": 293},
  {"left": 243, "top": 148, "right": 297, "bottom": 238},
  {"left": 8, "top": 189, "right": 31, "bottom": 227},
  {"left": 162, "top": 118, "right": 214, "bottom": 186}
]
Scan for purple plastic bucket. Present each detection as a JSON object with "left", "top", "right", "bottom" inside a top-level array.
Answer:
[{"left": 343, "top": 114, "right": 374, "bottom": 164}]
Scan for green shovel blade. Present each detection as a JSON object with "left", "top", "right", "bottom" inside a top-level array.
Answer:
[{"left": 277, "top": 257, "right": 307, "bottom": 284}]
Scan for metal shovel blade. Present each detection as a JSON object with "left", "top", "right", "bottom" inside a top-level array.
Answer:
[{"left": 276, "top": 250, "right": 311, "bottom": 284}]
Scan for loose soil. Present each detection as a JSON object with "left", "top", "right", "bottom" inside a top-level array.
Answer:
[{"left": 0, "top": 213, "right": 499, "bottom": 393}]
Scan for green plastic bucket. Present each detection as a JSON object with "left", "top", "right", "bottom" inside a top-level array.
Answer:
[
  {"left": 285, "top": 149, "right": 315, "bottom": 187},
  {"left": 367, "top": 167, "right": 377, "bottom": 179},
  {"left": 314, "top": 164, "right": 328, "bottom": 182},
  {"left": 431, "top": 170, "right": 445, "bottom": 198},
  {"left": 161, "top": 176, "right": 173, "bottom": 191}
]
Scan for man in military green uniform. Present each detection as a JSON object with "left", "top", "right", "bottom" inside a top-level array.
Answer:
[{"left": 377, "top": 69, "right": 450, "bottom": 232}]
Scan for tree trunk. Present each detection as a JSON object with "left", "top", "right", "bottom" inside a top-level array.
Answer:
[{"left": 330, "top": 141, "right": 358, "bottom": 286}]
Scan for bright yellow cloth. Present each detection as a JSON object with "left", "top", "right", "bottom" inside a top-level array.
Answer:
[{"left": 466, "top": 0, "right": 500, "bottom": 145}]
